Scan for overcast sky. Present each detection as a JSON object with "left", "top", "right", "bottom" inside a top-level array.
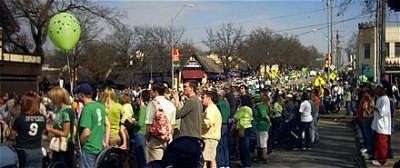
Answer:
[{"left": 93, "top": 0, "right": 384, "bottom": 54}]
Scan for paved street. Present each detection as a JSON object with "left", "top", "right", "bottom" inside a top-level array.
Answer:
[{"left": 231, "top": 112, "right": 357, "bottom": 168}]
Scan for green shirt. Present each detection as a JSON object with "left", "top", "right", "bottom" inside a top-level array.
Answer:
[
  {"left": 272, "top": 102, "right": 283, "bottom": 118},
  {"left": 54, "top": 107, "right": 74, "bottom": 141},
  {"left": 217, "top": 99, "right": 230, "bottom": 124},
  {"left": 134, "top": 105, "right": 147, "bottom": 135},
  {"left": 255, "top": 103, "right": 270, "bottom": 131},
  {"left": 234, "top": 106, "right": 253, "bottom": 129},
  {"left": 79, "top": 101, "right": 106, "bottom": 155},
  {"left": 107, "top": 103, "right": 124, "bottom": 136}
]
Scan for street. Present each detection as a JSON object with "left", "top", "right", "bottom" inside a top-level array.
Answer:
[{"left": 231, "top": 113, "right": 356, "bottom": 168}]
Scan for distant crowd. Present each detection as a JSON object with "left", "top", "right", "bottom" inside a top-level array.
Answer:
[{"left": 0, "top": 74, "right": 398, "bottom": 167}]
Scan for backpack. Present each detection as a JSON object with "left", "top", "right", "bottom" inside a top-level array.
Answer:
[{"left": 148, "top": 100, "right": 170, "bottom": 142}]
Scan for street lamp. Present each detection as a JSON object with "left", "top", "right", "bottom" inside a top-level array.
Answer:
[
  {"left": 170, "top": 3, "right": 194, "bottom": 88},
  {"left": 313, "top": 28, "right": 332, "bottom": 87}
]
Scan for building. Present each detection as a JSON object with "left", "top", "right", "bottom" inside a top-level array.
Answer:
[
  {"left": 0, "top": 0, "right": 42, "bottom": 96},
  {"left": 358, "top": 22, "right": 400, "bottom": 83}
]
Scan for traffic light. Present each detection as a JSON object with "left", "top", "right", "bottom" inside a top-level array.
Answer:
[
  {"left": 325, "top": 53, "right": 333, "bottom": 68},
  {"left": 388, "top": 0, "right": 400, "bottom": 12}
]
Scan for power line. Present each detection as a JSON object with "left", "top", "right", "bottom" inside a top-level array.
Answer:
[{"left": 184, "top": 3, "right": 351, "bottom": 32}]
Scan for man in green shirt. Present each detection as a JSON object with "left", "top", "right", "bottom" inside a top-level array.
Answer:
[
  {"left": 254, "top": 96, "right": 271, "bottom": 164},
  {"left": 77, "top": 83, "right": 110, "bottom": 168},
  {"left": 216, "top": 90, "right": 230, "bottom": 168}
]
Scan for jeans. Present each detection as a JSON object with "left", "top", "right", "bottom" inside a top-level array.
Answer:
[
  {"left": 249, "top": 121, "right": 258, "bottom": 154},
  {"left": 360, "top": 118, "right": 374, "bottom": 155},
  {"left": 79, "top": 149, "right": 97, "bottom": 168},
  {"left": 271, "top": 117, "right": 283, "bottom": 147},
  {"left": 217, "top": 124, "right": 229, "bottom": 167},
  {"left": 310, "top": 113, "right": 319, "bottom": 142},
  {"left": 297, "top": 122, "right": 311, "bottom": 148},
  {"left": 133, "top": 134, "right": 147, "bottom": 168},
  {"left": 16, "top": 148, "right": 43, "bottom": 168},
  {"left": 346, "top": 101, "right": 352, "bottom": 115},
  {"left": 239, "top": 128, "right": 252, "bottom": 167}
]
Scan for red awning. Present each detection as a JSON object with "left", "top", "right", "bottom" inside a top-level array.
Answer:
[{"left": 182, "top": 70, "right": 205, "bottom": 79}]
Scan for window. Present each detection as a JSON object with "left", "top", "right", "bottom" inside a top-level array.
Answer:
[
  {"left": 364, "top": 43, "right": 370, "bottom": 59},
  {"left": 395, "top": 42, "right": 400, "bottom": 57},
  {"left": 386, "top": 43, "right": 390, "bottom": 57}
]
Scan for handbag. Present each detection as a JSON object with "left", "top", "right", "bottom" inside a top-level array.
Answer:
[{"left": 49, "top": 137, "right": 68, "bottom": 152}]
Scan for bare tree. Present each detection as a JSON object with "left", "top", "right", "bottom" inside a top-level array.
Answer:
[
  {"left": 240, "top": 27, "right": 275, "bottom": 73},
  {"left": 4, "top": 0, "right": 124, "bottom": 57},
  {"left": 344, "top": 32, "right": 359, "bottom": 62},
  {"left": 204, "top": 22, "right": 245, "bottom": 74}
]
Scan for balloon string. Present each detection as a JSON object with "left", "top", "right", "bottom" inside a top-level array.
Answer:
[{"left": 66, "top": 50, "right": 73, "bottom": 94}]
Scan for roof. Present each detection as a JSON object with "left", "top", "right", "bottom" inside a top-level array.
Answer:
[{"left": 180, "top": 53, "right": 223, "bottom": 74}]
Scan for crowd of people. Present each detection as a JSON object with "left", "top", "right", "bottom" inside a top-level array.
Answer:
[{"left": 0, "top": 74, "right": 398, "bottom": 167}]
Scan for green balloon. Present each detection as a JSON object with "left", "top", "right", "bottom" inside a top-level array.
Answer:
[{"left": 48, "top": 12, "right": 81, "bottom": 51}]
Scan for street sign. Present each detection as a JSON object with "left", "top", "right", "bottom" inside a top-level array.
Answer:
[{"left": 316, "top": 57, "right": 325, "bottom": 61}]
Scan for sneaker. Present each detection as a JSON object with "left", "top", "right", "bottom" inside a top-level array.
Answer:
[
  {"left": 292, "top": 148, "right": 300, "bottom": 151},
  {"left": 301, "top": 147, "right": 307, "bottom": 151},
  {"left": 371, "top": 160, "right": 387, "bottom": 166},
  {"left": 371, "top": 160, "right": 380, "bottom": 166},
  {"left": 306, "top": 148, "right": 312, "bottom": 151},
  {"left": 360, "top": 148, "right": 367, "bottom": 153}
]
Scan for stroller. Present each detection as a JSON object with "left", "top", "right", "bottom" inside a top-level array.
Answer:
[
  {"left": 278, "top": 112, "right": 300, "bottom": 149},
  {"left": 144, "top": 136, "right": 205, "bottom": 168}
]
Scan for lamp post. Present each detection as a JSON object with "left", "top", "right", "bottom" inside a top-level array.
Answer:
[
  {"left": 313, "top": 28, "right": 332, "bottom": 86},
  {"left": 170, "top": 3, "right": 194, "bottom": 88}
]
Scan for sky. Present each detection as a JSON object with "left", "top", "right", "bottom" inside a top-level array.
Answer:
[{"left": 93, "top": 0, "right": 375, "bottom": 54}]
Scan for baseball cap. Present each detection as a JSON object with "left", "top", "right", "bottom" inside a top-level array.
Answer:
[{"left": 76, "top": 83, "right": 93, "bottom": 95}]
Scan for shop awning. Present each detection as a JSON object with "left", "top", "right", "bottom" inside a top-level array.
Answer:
[{"left": 182, "top": 70, "right": 205, "bottom": 79}]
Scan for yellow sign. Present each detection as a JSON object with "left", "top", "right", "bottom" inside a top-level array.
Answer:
[
  {"left": 314, "top": 76, "right": 326, "bottom": 87},
  {"left": 329, "top": 72, "right": 337, "bottom": 80}
]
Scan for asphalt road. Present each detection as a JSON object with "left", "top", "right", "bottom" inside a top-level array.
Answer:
[{"left": 231, "top": 114, "right": 357, "bottom": 168}]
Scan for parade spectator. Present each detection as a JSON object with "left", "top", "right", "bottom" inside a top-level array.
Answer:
[
  {"left": 294, "top": 92, "right": 313, "bottom": 150},
  {"left": 77, "top": 83, "right": 110, "bottom": 168},
  {"left": 344, "top": 88, "right": 352, "bottom": 115},
  {"left": 223, "top": 83, "right": 237, "bottom": 118},
  {"left": 371, "top": 84, "right": 391, "bottom": 166},
  {"left": 11, "top": 92, "right": 46, "bottom": 168},
  {"left": 6, "top": 92, "right": 21, "bottom": 125},
  {"left": 132, "top": 90, "right": 150, "bottom": 167},
  {"left": 311, "top": 89, "right": 320, "bottom": 143},
  {"left": 46, "top": 87, "right": 75, "bottom": 168},
  {"left": 145, "top": 83, "right": 176, "bottom": 162},
  {"left": 173, "top": 80, "right": 203, "bottom": 138},
  {"left": 216, "top": 90, "right": 230, "bottom": 168},
  {"left": 234, "top": 95, "right": 253, "bottom": 168},
  {"left": 357, "top": 89, "right": 375, "bottom": 158},
  {"left": 119, "top": 93, "right": 134, "bottom": 125},
  {"left": 270, "top": 95, "right": 284, "bottom": 147},
  {"left": 101, "top": 88, "right": 128, "bottom": 150},
  {"left": 254, "top": 95, "right": 271, "bottom": 164},
  {"left": 201, "top": 91, "right": 222, "bottom": 168}
]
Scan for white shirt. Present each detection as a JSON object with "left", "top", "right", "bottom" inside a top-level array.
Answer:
[
  {"left": 299, "top": 100, "right": 313, "bottom": 122},
  {"left": 371, "top": 95, "right": 391, "bottom": 135},
  {"left": 145, "top": 96, "right": 177, "bottom": 131}
]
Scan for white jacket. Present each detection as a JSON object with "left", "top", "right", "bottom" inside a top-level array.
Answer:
[{"left": 371, "top": 95, "right": 391, "bottom": 135}]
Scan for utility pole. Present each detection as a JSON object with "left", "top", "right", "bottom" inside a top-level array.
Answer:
[
  {"left": 335, "top": 30, "right": 344, "bottom": 69},
  {"left": 376, "top": 0, "right": 386, "bottom": 82}
]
